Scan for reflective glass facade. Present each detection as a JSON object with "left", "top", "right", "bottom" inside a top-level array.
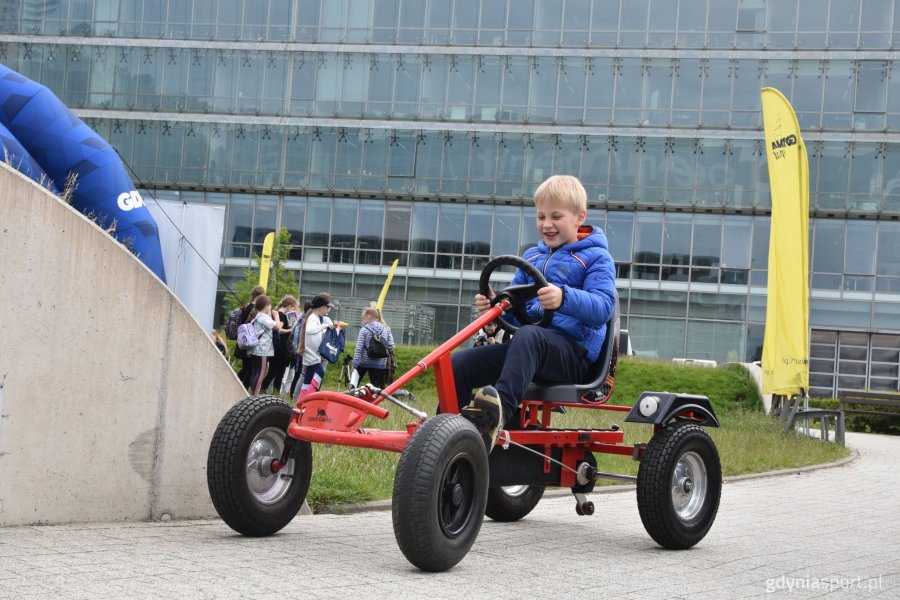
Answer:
[{"left": 3, "top": 0, "right": 900, "bottom": 396}]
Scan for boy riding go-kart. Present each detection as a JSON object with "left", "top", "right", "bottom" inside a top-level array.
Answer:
[{"left": 207, "top": 176, "right": 722, "bottom": 572}]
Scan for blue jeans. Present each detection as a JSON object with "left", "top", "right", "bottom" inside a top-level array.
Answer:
[{"left": 451, "top": 325, "right": 590, "bottom": 424}]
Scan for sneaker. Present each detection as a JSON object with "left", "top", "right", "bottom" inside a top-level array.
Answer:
[{"left": 461, "top": 386, "right": 503, "bottom": 453}]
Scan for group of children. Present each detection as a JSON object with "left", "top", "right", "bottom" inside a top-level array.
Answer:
[{"left": 220, "top": 288, "right": 398, "bottom": 400}]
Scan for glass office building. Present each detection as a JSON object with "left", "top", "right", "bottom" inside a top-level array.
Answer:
[{"left": 2, "top": 0, "right": 900, "bottom": 396}]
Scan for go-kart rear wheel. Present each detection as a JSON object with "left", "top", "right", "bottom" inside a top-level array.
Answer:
[
  {"left": 392, "top": 414, "right": 489, "bottom": 572},
  {"left": 485, "top": 485, "right": 545, "bottom": 522},
  {"left": 207, "top": 395, "right": 312, "bottom": 536},
  {"left": 636, "top": 422, "right": 721, "bottom": 549}
]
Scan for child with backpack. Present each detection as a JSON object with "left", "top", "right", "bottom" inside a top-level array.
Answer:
[
  {"left": 296, "top": 293, "right": 338, "bottom": 399},
  {"left": 244, "top": 295, "right": 291, "bottom": 395},
  {"left": 261, "top": 295, "right": 299, "bottom": 394},
  {"left": 230, "top": 285, "right": 265, "bottom": 388},
  {"left": 352, "top": 307, "right": 395, "bottom": 389}
]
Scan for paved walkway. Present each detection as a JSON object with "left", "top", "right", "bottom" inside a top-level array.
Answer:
[{"left": 2, "top": 432, "right": 898, "bottom": 599}]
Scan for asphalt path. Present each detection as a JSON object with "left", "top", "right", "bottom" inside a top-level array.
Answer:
[{"left": 1, "top": 431, "right": 897, "bottom": 599}]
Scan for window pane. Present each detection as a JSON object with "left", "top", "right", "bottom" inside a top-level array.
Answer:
[
  {"left": 874, "top": 302, "right": 900, "bottom": 330},
  {"left": 689, "top": 293, "right": 747, "bottom": 321},
  {"left": 877, "top": 221, "right": 900, "bottom": 276},
  {"left": 305, "top": 198, "right": 332, "bottom": 247},
  {"left": 844, "top": 220, "right": 876, "bottom": 274},
  {"left": 226, "top": 193, "right": 253, "bottom": 257},
  {"left": 813, "top": 219, "right": 844, "bottom": 273},
  {"left": 686, "top": 320, "right": 743, "bottom": 363},
  {"left": 385, "top": 202, "right": 411, "bottom": 251},
  {"left": 750, "top": 217, "right": 770, "bottom": 270},
  {"left": 410, "top": 202, "right": 437, "bottom": 265},
  {"left": 816, "top": 143, "right": 850, "bottom": 208},
  {"left": 493, "top": 205, "right": 522, "bottom": 256},
  {"left": 465, "top": 204, "right": 492, "bottom": 256},
  {"left": 437, "top": 203, "right": 465, "bottom": 256},
  {"left": 252, "top": 196, "right": 278, "bottom": 255},
  {"left": 358, "top": 200, "right": 385, "bottom": 263},
  {"left": 630, "top": 289, "right": 687, "bottom": 317},
  {"left": 856, "top": 60, "right": 887, "bottom": 113},
  {"left": 606, "top": 211, "right": 633, "bottom": 263},
  {"left": 282, "top": 196, "right": 306, "bottom": 256},
  {"left": 475, "top": 56, "right": 502, "bottom": 119},
  {"left": 633, "top": 211, "right": 662, "bottom": 264},
  {"left": 331, "top": 198, "right": 359, "bottom": 249},
  {"left": 629, "top": 317, "right": 685, "bottom": 359},
  {"left": 811, "top": 299, "right": 871, "bottom": 329},
  {"left": 407, "top": 277, "right": 461, "bottom": 303},
  {"left": 722, "top": 215, "right": 751, "bottom": 269},
  {"left": 661, "top": 213, "right": 692, "bottom": 268}
]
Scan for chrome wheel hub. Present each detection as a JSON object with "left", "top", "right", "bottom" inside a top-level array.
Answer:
[{"left": 671, "top": 451, "right": 707, "bottom": 522}]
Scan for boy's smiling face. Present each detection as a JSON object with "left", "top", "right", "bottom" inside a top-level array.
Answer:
[{"left": 535, "top": 200, "right": 586, "bottom": 249}]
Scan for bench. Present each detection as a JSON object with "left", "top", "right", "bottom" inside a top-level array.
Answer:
[
  {"left": 837, "top": 390, "right": 900, "bottom": 418},
  {"left": 783, "top": 399, "right": 845, "bottom": 446}
]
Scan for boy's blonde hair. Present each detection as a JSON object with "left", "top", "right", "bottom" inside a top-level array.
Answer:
[{"left": 534, "top": 175, "right": 587, "bottom": 214}]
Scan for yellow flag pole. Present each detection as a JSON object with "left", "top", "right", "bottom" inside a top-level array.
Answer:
[
  {"left": 760, "top": 87, "right": 810, "bottom": 397},
  {"left": 376, "top": 259, "right": 400, "bottom": 310},
  {"left": 258, "top": 232, "right": 275, "bottom": 292}
]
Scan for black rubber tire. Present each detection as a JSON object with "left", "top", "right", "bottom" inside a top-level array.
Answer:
[
  {"left": 484, "top": 485, "right": 545, "bottom": 522},
  {"left": 392, "top": 414, "right": 489, "bottom": 572},
  {"left": 636, "top": 422, "right": 721, "bottom": 549},
  {"left": 207, "top": 395, "right": 312, "bottom": 536}
]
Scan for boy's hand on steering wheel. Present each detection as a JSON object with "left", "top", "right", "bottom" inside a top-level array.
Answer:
[
  {"left": 475, "top": 287, "right": 495, "bottom": 314},
  {"left": 537, "top": 284, "right": 563, "bottom": 310}
]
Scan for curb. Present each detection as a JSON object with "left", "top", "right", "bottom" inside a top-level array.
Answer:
[
  {"left": 722, "top": 449, "right": 859, "bottom": 483},
  {"left": 316, "top": 450, "right": 860, "bottom": 515}
]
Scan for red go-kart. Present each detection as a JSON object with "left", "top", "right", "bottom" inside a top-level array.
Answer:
[{"left": 207, "top": 256, "right": 722, "bottom": 572}]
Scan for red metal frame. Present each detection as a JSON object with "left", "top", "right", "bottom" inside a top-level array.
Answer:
[{"left": 286, "top": 300, "right": 635, "bottom": 471}]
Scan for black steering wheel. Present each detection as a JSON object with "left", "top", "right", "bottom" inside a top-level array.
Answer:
[{"left": 478, "top": 255, "right": 554, "bottom": 334}]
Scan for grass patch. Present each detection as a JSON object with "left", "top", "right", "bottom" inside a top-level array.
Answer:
[{"left": 289, "top": 354, "right": 849, "bottom": 512}]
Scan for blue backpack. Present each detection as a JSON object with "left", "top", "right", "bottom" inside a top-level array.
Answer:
[{"left": 318, "top": 327, "right": 345, "bottom": 364}]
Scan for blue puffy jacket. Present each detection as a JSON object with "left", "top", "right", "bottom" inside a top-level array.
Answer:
[{"left": 507, "top": 225, "right": 617, "bottom": 363}]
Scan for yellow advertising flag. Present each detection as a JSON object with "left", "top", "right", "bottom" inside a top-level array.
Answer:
[
  {"left": 760, "top": 87, "right": 810, "bottom": 395},
  {"left": 258, "top": 232, "right": 275, "bottom": 293},
  {"left": 376, "top": 259, "right": 400, "bottom": 311}
]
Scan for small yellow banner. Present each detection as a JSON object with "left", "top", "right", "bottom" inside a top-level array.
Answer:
[
  {"left": 258, "top": 232, "right": 275, "bottom": 293},
  {"left": 376, "top": 259, "right": 400, "bottom": 311},
  {"left": 760, "top": 87, "right": 810, "bottom": 395}
]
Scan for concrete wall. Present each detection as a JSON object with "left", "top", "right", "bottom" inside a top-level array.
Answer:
[{"left": 0, "top": 164, "right": 246, "bottom": 525}]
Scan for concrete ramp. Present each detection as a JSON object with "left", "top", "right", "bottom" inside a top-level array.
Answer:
[{"left": 0, "top": 163, "right": 245, "bottom": 525}]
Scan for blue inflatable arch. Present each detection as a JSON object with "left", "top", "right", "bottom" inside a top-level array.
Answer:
[{"left": 0, "top": 65, "right": 166, "bottom": 282}]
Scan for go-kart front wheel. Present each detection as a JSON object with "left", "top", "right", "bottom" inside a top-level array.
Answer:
[
  {"left": 636, "top": 422, "right": 721, "bottom": 549},
  {"left": 207, "top": 395, "right": 312, "bottom": 536},
  {"left": 392, "top": 414, "right": 489, "bottom": 572},
  {"left": 485, "top": 485, "right": 545, "bottom": 522}
]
